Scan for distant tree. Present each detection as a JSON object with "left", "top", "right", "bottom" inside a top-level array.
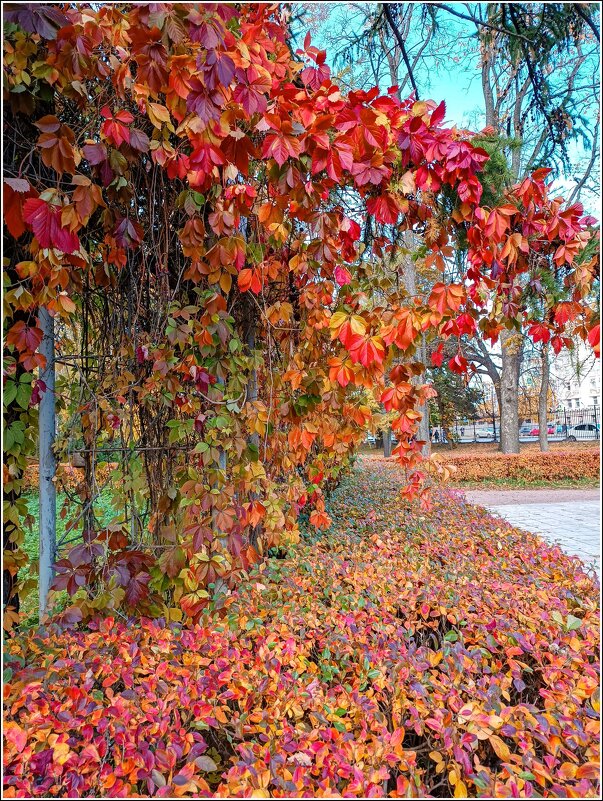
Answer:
[{"left": 428, "top": 367, "right": 482, "bottom": 448}]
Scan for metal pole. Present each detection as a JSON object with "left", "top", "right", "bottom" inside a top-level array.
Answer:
[
  {"left": 594, "top": 405, "right": 599, "bottom": 441},
  {"left": 39, "top": 308, "right": 57, "bottom": 621},
  {"left": 491, "top": 386, "right": 497, "bottom": 442}
]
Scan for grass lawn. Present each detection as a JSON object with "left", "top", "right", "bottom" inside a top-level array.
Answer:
[
  {"left": 18, "top": 488, "right": 119, "bottom": 626},
  {"left": 447, "top": 477, "right": 600, "bottom": 490}
]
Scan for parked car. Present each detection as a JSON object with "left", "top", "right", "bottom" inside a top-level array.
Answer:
[
  {"left": 365, "top": 434, "right": 377, "bottom": 447},
  {"left": 475, "top": 427, "right": 497, "bottom": 441},
  {"left": 565, "top": 422, "right": 599, "bottom": 441},
  {"left": 519, "top": 424, "right": 535, "bottom": 436},
  {"left": 529, "top": 424, "right": 555, "bottom": 436}
]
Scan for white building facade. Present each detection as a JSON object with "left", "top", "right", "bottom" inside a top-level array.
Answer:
[{"left": 550, "top": 343, "right": 601, "bottom": 411}]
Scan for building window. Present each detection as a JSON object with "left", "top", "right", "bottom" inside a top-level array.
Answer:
[{"left": 567, "top": 399, "right": 573, "bottom": 409}]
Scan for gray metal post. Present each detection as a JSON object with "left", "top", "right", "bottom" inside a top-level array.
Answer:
[{"left": 38, "top": 307, "right": 57, "bottom": 620}]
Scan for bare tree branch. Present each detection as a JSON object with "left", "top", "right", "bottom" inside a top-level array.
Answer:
[
  {"left": 430, "top": 3, "right": 534, "bottom": 43},
  {"left": 573, "top": 3, "right": 600, "bottom": 43},
  {"left": 568, "top": 117, "right": 600, "bottom": 204},
  {"left": 383, "top": 4, "right": 420, "bottom": 99}
]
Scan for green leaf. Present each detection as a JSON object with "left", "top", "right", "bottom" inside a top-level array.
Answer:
[
  {"left": 3, "top": 381, "right": 17, "bottom": 406},
  {"left": 16, "top": 383, "right": 32, "bottom": 409},
  {"left": 444, "top": 630, "right": 458, "bottom": 642},
  {"left": 195, "top": 755, "right": 218, "bottom": 772},
  {"left": 566, "top": 614, "right": 582, "bottom": 631}
]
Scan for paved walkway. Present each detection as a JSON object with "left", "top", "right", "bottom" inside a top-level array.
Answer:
[{"left": 465, "top": 489, "right": 601, "bottom": 576}]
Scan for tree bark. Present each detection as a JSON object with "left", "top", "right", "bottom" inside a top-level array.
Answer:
[
  {"left": 383, "top": 428, "right": 392, "bottom": 458},
  {"left": 417, "top": 333, "right": 431, "bottom": 456},
  {"left": 481, "top": 42, "right": 496, "bottom": 127},
  {"left": 538, "top": 342, "right": 550, "bottom": 452},
  {"left": 499, "top": 329, "right": 521, "bottom": 453}
]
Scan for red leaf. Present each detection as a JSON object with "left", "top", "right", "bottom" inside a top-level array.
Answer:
[
  {"left": 430, "top": 100, "right": 446, "bottom": 127},
  {"left": 124, "top": 572, "right": 150, "bottom": 608},
  {"left": 334, "top": 266, "right": 352, "bottom": 286},
  {"left": 587, "top": 324, "right": 600, "bottom": 357},
  {"left": 431, "top": 343, "right": 444, "bottom": 367},
  {"left": 528, "top": 322, "right": 551, "bottom": 344},
  {"left": 448, "top": 353, "right": 468, "bottom": 374},
  {"left": 366, "top": 193, "right": 399, "bottom": 224},
  {"left": 3, "top": 179, "right": 37, "bottom": 239},
  {"left": 22, "top": 198, "right": 80, "bottom": 253},
  {"left": 238, "top": 267, "right": 262, "bottom": 294},
  {"left": 6, "top": 320, "right": 43, "bottom": 353}
]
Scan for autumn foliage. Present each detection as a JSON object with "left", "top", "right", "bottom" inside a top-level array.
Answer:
[
  {"left": 4, "top": 459, "right": 600, "bottom": 798},
  {"left": 443, "top": 449, "right": 600, "bottom": 485},
  {"left": 21, "top": 462, "right": 117, "bottom": 494},
  {"left": 2, "top": 1, "right": 599, "bottom": 625}
]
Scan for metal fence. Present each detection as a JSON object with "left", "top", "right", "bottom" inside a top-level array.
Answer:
[{"left": 431, "top": 405, "right": 600, "bottom": 444}]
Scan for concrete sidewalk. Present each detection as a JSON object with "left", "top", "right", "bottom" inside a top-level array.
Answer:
[{"left": 465, "top": 489, "right": 601, "bottom": 576}]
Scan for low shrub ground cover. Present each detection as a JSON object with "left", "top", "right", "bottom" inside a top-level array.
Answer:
[
  {"left": 439, "top": 449, "right": 600, "bottom": 485},
  {"left": 22, "top": 462, "right": 117, "bottom": 494},
  {"left": 3, "top": 458, "right": 600, "bottom": 798}
]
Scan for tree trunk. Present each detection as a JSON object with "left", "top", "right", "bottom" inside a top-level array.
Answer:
[
  {"left": 416, "top": 334, "right": 431, "bottom": 456},
  {"left": 499, "top": 329, "right": 521, "bottom": 454},
  {"left": 383, "top": 428, "right": 392, "bottom": 458},
  {"left": 538, "top": 343, "right": 550, "bottom": 452}
]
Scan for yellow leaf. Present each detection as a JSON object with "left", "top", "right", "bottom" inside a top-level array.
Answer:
[
  {"left": 349, "top": 314, "right": 367, "bottom": 335},
  {"left": 147, "top": 102, "right": 171, "bottom": 126},
  {"left": 329, "top": 310, "right": 348, "bottom": 331},
  {"left": 490, "top": 734, "right": 511, "bottom": 761},
  {"left": 412, "top": 101, "right": 428, "bottom": 117}
]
